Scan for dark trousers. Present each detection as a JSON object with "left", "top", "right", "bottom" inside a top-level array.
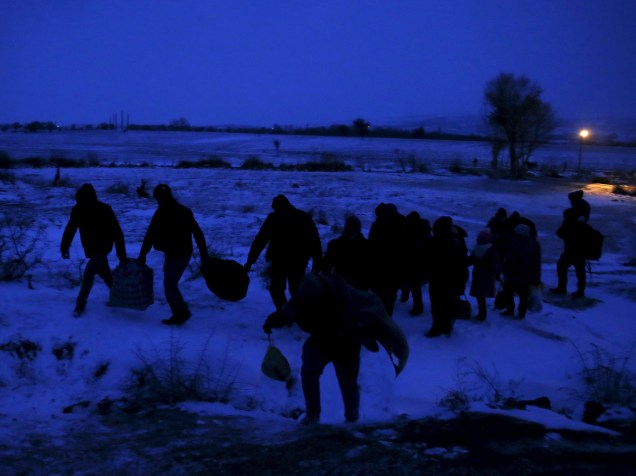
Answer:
[
  {"left": 301, "top": 335, "right": 361, "bottom": 422},
  {"left": 76, "top": 255, "right": 112, "bottom": 310},
  {"left": 401, "top": 278, "right": 424, "bottom": 312},
  {"left": 557, "top": 251, "right": 586, "bottom": 293},
  {"left": 501, "top": 281, "right": 529, "bottom": 316},
  {"left": 164, "top": 254, "right": 191, "bottom": 318},
  {"left": 476, "top": 296, "right": 487, "bottom": 320},
  {"left": 269, "top": 259, "right": 308, "bottom": 310},
  {"left": 428, "top": 282, "right": 455, "bottom": 334}
]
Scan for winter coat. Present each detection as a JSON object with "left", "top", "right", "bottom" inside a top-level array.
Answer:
[
  {"left": 324, "top": 232, "right": 371, "bottom": 290},
  {"left": 468, "top": 244, "right": 501, "bottom": 298},
  {"left": 428, "top": 217, "right": 468, "bottom": 296},
  {"left": 247, "top": 204, "right": 322, "bottom": 267},
  {"left": 368, "top": 204, "right": 407, "bottom": 286},
  {"left": 502, "top": 233, "right": 542, "bottom": 288},
  {"left": 557, "top": 207, "right": 588, "bottom": 257},
  {"left": 140, "top": 199, "right": 207, "bottom": 258},
  {"left": 403, "top": 213, "right": 431, "bottom": 283},
  {"left": 61, "top": 184, "right": 126, "bottom": 260},
  {"left": 266, "top": 273, "right": 409, "bottom": 376}
]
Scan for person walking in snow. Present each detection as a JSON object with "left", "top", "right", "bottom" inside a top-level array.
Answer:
[
  {"left": 262, "top": 272, "right": 408, "bottom": 424},
  {"left": 138, "top": 184, "right": 208, "bottom": 325},
  {"left": 400, "top": 211, "right": 431, "bottom": 316},
  {"left": 426, "top": 216, "right": 468, "bottom": 337},
  {"left": 61, "top": 183, "right": 127, "bottom": 317},
  {"left": 244, "top": 194, "right": 322, "bottom": 311},
  {"left": 367, "top": 202, "right": 407, "bottom": 316},
  {"left": 499, "top": 223, "right": 542, "bottom": 319},
  {"left": 322, "top": 214, "right": 371, "bottom": 291},
  {"left": 551, "top": 190, "right": 591, "bottom": 298}
]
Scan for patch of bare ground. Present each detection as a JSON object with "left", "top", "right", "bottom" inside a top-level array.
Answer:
[{"left": 2, "top": 408, "right": 636, "bottom": 475}]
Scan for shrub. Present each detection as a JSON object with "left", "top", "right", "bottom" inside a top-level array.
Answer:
[
  {"left": 0, "top": 214, "right": 45, "bottom": 281},
  {"left": 613, "top": 185, "right": 636, "bottom": 197},
  {"left": 176, "top": 156, "right": 232, "bottom": 169},
  {"left": 439, "top": 358, "right": 523, "bottom": 412},
  {"left": 125, "top": 333, "right": 239, "bottom": 406},
  {"left": 240, "top": 156, "right": 274, "bottom": 170},
  {"left": 20, "top": 156, "right": 48, "bottom": 168},
  {"left": 574, "top": 343, "right": 636, "bottom": 406},
  {"left": 105, "top": 182, "right": 130, "bottom": 195},
  {"left": 0, "top": 171, "right": 15, "bottom": 184},
  {"left": 448, "top": 160, "right": 465, "bottom": 174},
  {"left": 0, "top": 151, "right": 12, "bottom": 169}
]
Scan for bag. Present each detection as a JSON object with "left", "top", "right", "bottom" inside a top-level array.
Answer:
[
  {"left": 109, "top": 260, "right": 154, "bottom": 310},
  {"left": 204, "top": 258, "right": 249, "bottom": 301},
  {"left": 582, "top": 223, "right": 604, "bottom": 261},
  {"left": 494, "top": 289, "right": 508, "bottom": 310},
  {"left": 452, "top": 295, "right": 472, "bottom": 320},
  {"left": 528, "top": 285, "right": 543, "bottom": 313},
  {"left": 261, "top": 344, "right": 291, "bottom": 382}
]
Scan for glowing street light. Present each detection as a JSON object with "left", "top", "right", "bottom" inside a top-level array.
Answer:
[{"left": 577, "top": 129, "right": 590, "bottom": 172}]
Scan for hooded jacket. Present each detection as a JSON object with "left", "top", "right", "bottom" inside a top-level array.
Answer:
[
  {"left": 61, "top": 184, "right": 126, "bottom": 260},
  {"left": 247, "top": 196, "right": 322, "bottom": 267}
]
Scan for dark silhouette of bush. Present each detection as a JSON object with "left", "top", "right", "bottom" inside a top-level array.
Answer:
[
  {"left": 0, "top": 151, "right": 12, "bottom": 169},
  {"left": 239, "top": 157, "right": 274, "bottom": 170}
]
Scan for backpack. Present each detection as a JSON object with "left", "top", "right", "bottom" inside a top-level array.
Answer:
[{"left": 583, "top": 223, "right": 604, "bottom": 261}]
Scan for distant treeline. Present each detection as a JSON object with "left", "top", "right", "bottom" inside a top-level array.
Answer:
[{"left": 2, "top": 120, "right": 635, "bottom": 147}]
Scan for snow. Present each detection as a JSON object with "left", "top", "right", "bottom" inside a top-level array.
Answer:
[{"left": 1, "top": 133, "right": 635, "bottom": 449}]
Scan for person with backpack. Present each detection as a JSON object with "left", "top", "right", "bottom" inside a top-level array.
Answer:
[
  {"left": 551, "top": 190, "right": 591, "bottom": 298},
  {"left": 61, "top": 183, "right": 127, "bottom": 317}
]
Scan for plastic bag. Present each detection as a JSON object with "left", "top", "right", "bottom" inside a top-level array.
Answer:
[
  {"left": 452, "top": 295, "right": 472, "bottom": 320},
  {"left": 109, "top": 259, "right": 154, "bottom": 310},
  {"left": 261, "top": 344, "right": 291, "bottom": 382},
  {"left": 528, "top": 285, "right": 543, "bottom": 313}
]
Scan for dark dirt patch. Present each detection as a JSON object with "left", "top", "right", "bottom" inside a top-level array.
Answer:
[{"left": 2, "top": 409, "right": 636, "bottom": 475}]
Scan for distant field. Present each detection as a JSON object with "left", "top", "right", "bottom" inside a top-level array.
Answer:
[{"left": 1, "top": 130, "right": 634, "bottom": 172}]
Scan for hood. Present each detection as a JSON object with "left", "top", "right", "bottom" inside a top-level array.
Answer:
[{"left": 75, "top": 183, "right": 98, "bottom": 206}]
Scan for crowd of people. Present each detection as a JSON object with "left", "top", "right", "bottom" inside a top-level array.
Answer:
[{"left": 60, "top": 183, "right": 593, "bottom": 424}]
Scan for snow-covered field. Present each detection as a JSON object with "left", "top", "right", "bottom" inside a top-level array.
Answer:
[
  {"left": 1, "top": 130, "right": 635, "bottom": 172},
  {"left": 1, "top": 132, "right": 635, "bottom": 453}
]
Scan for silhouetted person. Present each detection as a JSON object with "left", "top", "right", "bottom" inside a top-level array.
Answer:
[
  {"left": 551, "top": 190, "right": 591, "bottom": 298},
  {"left": 138, "top": 184, "right": 208, "bottom": 325},
  {"left": 61, "top": 183, "right": 127, "bottom": 317},
  {"left": 323, "top": 214, "right": 371, "bottom": 290},
  {"left": 136, "top": 179, "right": 149, "bottom": 198},
  {"left": 368, "top": 203, "right": 406, "bottom": 316},
  {"left": 500, "top": 224, "right": 542, "bottom": 319},
  {"left": 263, "top": 272, "right": 408, "bottom": 424},
  {"left": 400, "top": 211, "right": 431, "bottom": 316},
  {"left": 426, "top": 216, "right": 468, "bottom": 337},
  {"left": 244, "top": 194, "right": 322, "bottom": 310},
  {"left": 467, "top": 229, "right": 501, "bottom": 321}
]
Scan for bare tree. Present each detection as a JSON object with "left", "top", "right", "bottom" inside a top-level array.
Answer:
[
  {"left": 484, "top": 73, "right": 556, "bottom": 178},
  {"left": 352, "top": 118, "right": 371, "bottom": 139}
]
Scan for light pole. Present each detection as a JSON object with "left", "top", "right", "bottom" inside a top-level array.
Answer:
[{"left": 577, "top": 129, "right": 589, "bottom": 172}]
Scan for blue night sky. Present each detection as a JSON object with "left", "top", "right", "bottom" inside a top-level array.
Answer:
[{"left": 1, "top": 1, "right": 635, "bottom": 126}]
